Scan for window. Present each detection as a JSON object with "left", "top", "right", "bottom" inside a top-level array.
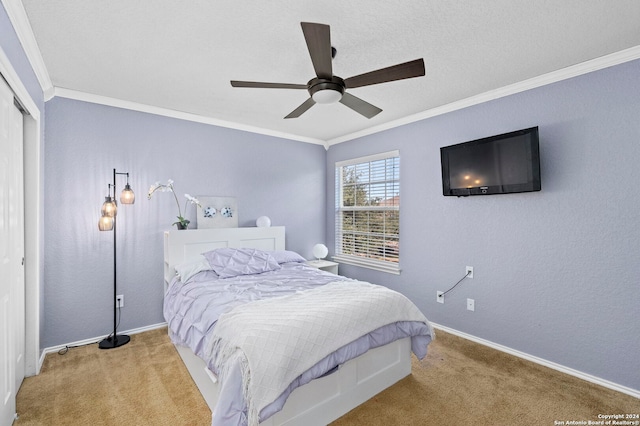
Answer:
[{"left": 335, "top": 151, "right": 400, "bottom": 274}]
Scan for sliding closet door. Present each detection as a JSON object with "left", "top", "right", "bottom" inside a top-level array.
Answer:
[
  {"left": 10, "top": 87, "right": 25, "bottom": 394},
  {"left": 0, "top": 75, "right": 25, "bottom": 426}
]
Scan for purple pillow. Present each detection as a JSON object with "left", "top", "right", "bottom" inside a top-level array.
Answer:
[{"left": 202, "top": 248, "right": 281, "bottom": 279}]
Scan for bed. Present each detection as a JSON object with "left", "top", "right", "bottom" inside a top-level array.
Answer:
[{"left": 163, "top": 226, "right": 434, "bottom": 426}]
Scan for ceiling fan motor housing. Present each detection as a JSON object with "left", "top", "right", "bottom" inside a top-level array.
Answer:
[{"left": 309, "top": 76, "right": 345, "bottom": 103}]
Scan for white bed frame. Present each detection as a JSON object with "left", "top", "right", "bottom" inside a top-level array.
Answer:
[{"left": 163, "top": 227, "right": 412, "bottom": 425}]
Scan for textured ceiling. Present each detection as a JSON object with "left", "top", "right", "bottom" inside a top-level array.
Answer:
[{"left": 19, "top": 0, "right": 640, "bottom": 144}]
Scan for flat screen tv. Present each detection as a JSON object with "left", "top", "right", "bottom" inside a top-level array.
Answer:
[{"left": 440, "top": 127, "right": 541, "bottom": 196}]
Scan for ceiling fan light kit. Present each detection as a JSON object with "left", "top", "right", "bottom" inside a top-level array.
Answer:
[
  {"left": 231, "top": 22, "right": 425, "bottom": 119},
  {"left": 309, "top": 77, "right": 345, "bottom": 104}
]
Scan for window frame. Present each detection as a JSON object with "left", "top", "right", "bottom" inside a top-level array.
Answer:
[{"left": 334, "top": 150, "right": 401, "bottom": 274}]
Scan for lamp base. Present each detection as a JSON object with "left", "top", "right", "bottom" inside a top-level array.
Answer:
[{"left": 98, "top": 334, "right": 130, "bottom": 349}]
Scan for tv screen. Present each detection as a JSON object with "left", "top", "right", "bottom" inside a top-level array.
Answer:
[{"left": 440, "top": 127, "right": 541, "bottom": 196}]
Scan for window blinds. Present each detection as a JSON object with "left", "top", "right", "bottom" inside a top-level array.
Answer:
[{"left": 335, "top": 151, "right": 400, "bottom": 274}]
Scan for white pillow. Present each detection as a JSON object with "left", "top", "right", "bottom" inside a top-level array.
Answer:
[
  {"left": 269, "top": 250, "right": 307, "bottom": 264},
  {"left": 174, "top": 256, "right": 212, "bottom": 283}
]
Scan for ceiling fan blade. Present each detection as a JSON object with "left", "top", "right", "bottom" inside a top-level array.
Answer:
[
  {"left": 339, "top": 92, "right": 382, "bottom": 119},
  {"left": 284, "top": 97, "right": 316, "bottom": 119},
  {"left": 344, "top": 58, "right": 425, "bottom": 89},
  {"left": 301, "top": 22, "right": 333, "bottom": 79},
  {"left": 231, "top": 81, "right": 307, "bottom": 89}
]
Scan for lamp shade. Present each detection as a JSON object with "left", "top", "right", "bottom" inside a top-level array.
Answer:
[
  {"left": 101, "top": 196, "right": 117, "bottom": 217},
  {"left": 98, "top": 214, "right": 114, "bottom": 231},
  {"left": 120, "top": 184, "right": 135, "bottom": 204},
  {"left": 256, "top": 216, "right": 271, "bottom": 227},
  {"left": 312, "top": 243, "right": 328, "bottom": 260}
]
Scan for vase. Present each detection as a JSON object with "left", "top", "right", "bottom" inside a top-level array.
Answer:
[{"left": 176, "top": 221, "right": 189, "bottom": 230}]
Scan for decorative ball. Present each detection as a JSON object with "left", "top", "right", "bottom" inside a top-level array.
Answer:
[
  {"left": 312, "top": 243, "right": 329, "bottom": 260},
  {"left": 256, "top": 216, "right": 271, "bottom": 227}
]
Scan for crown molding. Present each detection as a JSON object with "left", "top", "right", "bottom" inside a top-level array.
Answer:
[
  {"left": 2, "top": 0, "right": 53, "bottom": 97},
  {"left": 10, "top": 0, "right": 636, "bottom": 150},
  {"left": 327, "top": 45, "right": 640, "bottom": 146},
  {"left": 53, "top": 87, "right": 326, "bottom": 146},
  {"left": 53, "top": 38, "right": 640, "bottom": 149}
]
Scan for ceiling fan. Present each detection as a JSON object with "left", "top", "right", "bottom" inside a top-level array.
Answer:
[{"left": 230, "top": 22, "right": 426, "bottom": 119}]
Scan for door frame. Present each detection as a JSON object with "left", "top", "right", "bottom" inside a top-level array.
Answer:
[{"left": 0, "top": 46, "right": 42, "bottom": 377}]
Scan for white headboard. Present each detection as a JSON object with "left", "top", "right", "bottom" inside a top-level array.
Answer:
[{"left": 163, "top": 226, "right": 286, "bottom": 290}]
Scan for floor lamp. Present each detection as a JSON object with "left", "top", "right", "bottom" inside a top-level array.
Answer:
[{"left": 97, "top": 168, "right": 135, "bottom": 349}]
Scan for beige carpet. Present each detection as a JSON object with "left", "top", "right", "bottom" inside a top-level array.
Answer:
[
  {"left": 16, "top": 328, "right": 210, "bottom": 425},
  {"left": 333, "top": 332, "right": 640, "bottom": 425},
  {"left": 16, "top": 327, "right": 639, "bottom": 425}
]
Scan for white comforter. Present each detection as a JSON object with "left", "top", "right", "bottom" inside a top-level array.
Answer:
[{"left": 206, "top": 280, "right": 430, "bottom": 426}]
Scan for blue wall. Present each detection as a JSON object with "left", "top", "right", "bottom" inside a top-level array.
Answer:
[
  {"left": 327, "top": 59, "right": 640, "bottom": 390},
  {"left": 43, "top": 98, "right": 327, "bottom": 348}
]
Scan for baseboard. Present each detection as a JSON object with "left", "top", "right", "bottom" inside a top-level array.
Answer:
[
  {"left": 431, "top": 323, "right": 640, "bottom": 399},
  {"left": 38, "top": 322, "right": 168, "bottom": 369}
]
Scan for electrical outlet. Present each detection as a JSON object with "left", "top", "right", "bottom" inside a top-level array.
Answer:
[
  {"left": 467, "top": 298, "right": 475, "bottom": 311},
  {"left": 116, "top": 294, "right": 124, "bottom": 308},
  {"left": 466, "top": 266, "right": 474, "bottom": 279},
  {"left": 437, "top": 291, "right": 444, "bottom": 304}
]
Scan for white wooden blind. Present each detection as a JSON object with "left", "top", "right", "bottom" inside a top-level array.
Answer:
[{"left": 335, "top": 151, "right": 400, "bottom": 274}]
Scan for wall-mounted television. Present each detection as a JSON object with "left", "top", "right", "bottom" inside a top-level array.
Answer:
[{"left": 440, "top": 127, "right": 541, "bottom": 197}]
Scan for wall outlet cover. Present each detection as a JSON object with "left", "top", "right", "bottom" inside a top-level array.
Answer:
[{"left": 467, "top": 298, "right": 475, "bottom": 311}]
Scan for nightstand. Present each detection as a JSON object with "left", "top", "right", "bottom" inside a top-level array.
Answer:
[{"left": 305, "top": 260, "right": 339, "bottom": 275}]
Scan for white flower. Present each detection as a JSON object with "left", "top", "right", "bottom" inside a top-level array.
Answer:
[
  {"left": 148, "top": 182, "right": 160, "bottom": 197},
  {"left": 148, "top": 179, "right": 201, "bottom": 226},
  {"left": 184, "top": 194, "right": 201, "bottom": 208}
]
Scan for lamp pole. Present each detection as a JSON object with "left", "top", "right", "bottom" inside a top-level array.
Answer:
[{"left": 99, "top": 168, "right": 134, "bottom": 349}]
